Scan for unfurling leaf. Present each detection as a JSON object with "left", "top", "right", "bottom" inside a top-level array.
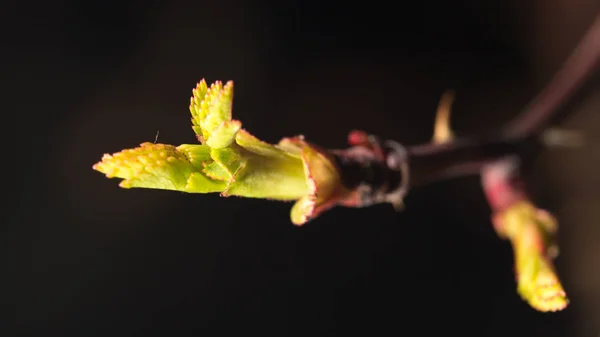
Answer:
[{"left": 93, "top": 79, "right": 350, "bottom": 225}]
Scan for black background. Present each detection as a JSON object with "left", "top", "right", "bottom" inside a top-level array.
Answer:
[{"left": 3, "top": 0, "right": 600, "bottom": 336}]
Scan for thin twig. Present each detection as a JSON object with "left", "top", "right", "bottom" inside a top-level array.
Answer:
[
  {"left": 503, "top": 14, "right": 600, "bottom": 139},
  {"left": 407, "top": 13, "right": 600, "bottom": 187},
  {"left": 335, "top": 13, "right": 600, "bottom": 199}
]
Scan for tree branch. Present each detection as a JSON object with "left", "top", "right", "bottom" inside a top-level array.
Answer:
[
  {"left": 338, "top": 13, "right": 600, "bottom": 199},
  {"left": 328, "top": 13, "right": 600, "bottom": 312}
]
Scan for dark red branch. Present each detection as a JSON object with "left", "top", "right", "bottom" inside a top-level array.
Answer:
[
  {"left": 503, "top": 14, "right": 600, "bottom": 139},
  {"left": 333, "top": 13, "right": 600, "bottom": 205}
]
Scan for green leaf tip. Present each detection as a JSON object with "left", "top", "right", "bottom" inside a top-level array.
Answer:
[
  {"left": 190, "top": 79, "right": 235, "bottom": 145},
  {"left": 93, "top": 79, "right": 351, "bottom": 225},
  {"left": 93, "top": 142, "right": 225, "bottom": 193}
]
